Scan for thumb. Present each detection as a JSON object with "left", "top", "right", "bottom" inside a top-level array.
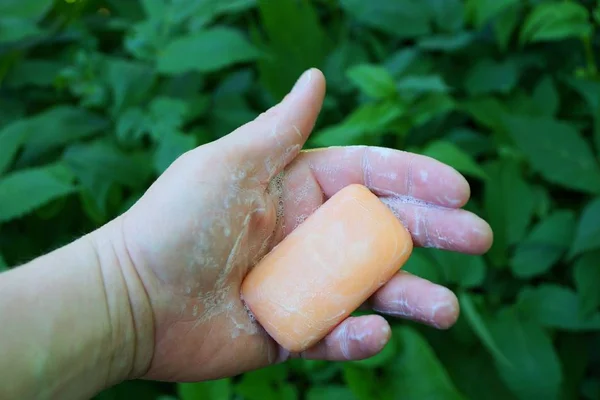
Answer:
[{"left": 216, "top": 68, "right": 326, "bottom": 183}]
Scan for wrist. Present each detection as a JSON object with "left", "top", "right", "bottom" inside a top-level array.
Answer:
[
  {"left": 0, "top": 217, "right": 154, "bottom": 399},
  {"left": 88, "top": 215, "right": 155, "bottom": 383}
]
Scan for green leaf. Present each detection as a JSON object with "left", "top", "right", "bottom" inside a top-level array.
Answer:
[
  {"left": 103, "top": 57, "right": 156, "bottom": 115},
  {"left": 466, "top": 0, "right": 520, "bottom": 29},
  {"left": 0, "top": 98, "right": 25, "bottom": 130},
  {"left": 387, "top": 326, "right": 466, "bottom": 400},
  {"left": 339, "top": 0, "right": 431, "bottom": 39},
  {"left": 565, "top": 77, "right": 600, "bottom": 155},
  {"left": 570, "top": 198, "right": 600, "bottom": 258},
  {"left": 306, "top": 386, "right": 356, "bottom": 400},
  {"left": 557, "top": 333, "right": 590, "bottom": 400},
  {"left": 95, "top": 380, "right": 164, "bottom": 400},
  {"left": 234, "top": 364, "right": 297, "bottom": 400},
  {"left": 215, "top": 0, "right": 256, "bottom": 15},
  {"left": 310, "top": 101, "right": 404, "bottom": 147},
  {"left": 397, "top": 75, "right": 450, "bottom": 94},
  {"left": 465, "top": 59, "right": 519, "bottom": 95},
  {"left": 446, "top": 128, "right": 494, "bottom": 158},
  {"left": 433, "top": 339, "right": 516, "bottom": 400},
  {"left": 0, "top": 124, "right": 27, "bottom": 176},
  {"left": 417, "top": 32, "right": 474, "bottom": 52},
  {"left": 402, "top": 248, "right": 443, "bottom": 284},
  {"left": 139, "top": 0, "right": 167, "bottom": 20},
  {"left": 324, "top": 40, "right": 369, "bottom": 94},
  {"left": 62, "top": 140, "right": 153, "bottom": 216},
  {"left": 488, "top": 307, "right": 563, "bottom": 399},
  {"left": 0, "top": 165, "right": 76, "bottom": 223},
  {"left": 147, "top": 97, "right": 189, "bottom": 141},
  {"left": 0, "top": 0, "right": 53, "bottom": 20},
  {"left": 582, "top": 378, "right": 600, "bottom": 400},
  {"left": 139, "top": 0, "right": 254, "bottom": 30},
  {"left": 293, "top": 360, "right": 341, "bottom": 384},
  {"left": 531, "top": 184, "right": 552, "bottom": 219},
  {"left": 0, "top": 17, "right": 43, "bottom": 44},
  {"left": 154, "top": 132, "right": 196, "bottom": 174},
  {"left": 459, "top": 292, "right": 511, "bottom": 367},
  {"left": 16, "top": 106, "right": 109, "bottom": 163},
  {"left": 346, "top": 64, "right": 396, "bottom": 99},
  {"left": 0, "top": 253, "right": 7, "bottom": 272},
  {"left": 342, "top": 365, "right": 379, "bottom": 400},
  {"left": 574, "top": 251, "right": 600, "bottom": 317},
  {"left": 425, "top": 0, "right": 465, "bottom": 33},
  {"left": 483, "top": 159, "right": 536, "bottom": 266},
  {"left": 531, "top": 76, "right": 559, "bottom": 116},
  {"left": 519, "top": 2, "right": 592, "bottom": 45},
  {"left": 409, "top": 93, "right": 456, "bottom": 127},
  {"left": 384, "top": 48, "right": 420, "bottom": 78},
  {"left": 257, "top": 0, "right": 328, "bottom": 99},
  {"left": 0, "top": 0, "right": 51, "bottom": 44},
  {"left": 185, "top": 1, "right": 257, "bottom": 31},
  {"left": 209, "top": 94, "right": 256, "bottom": 139},
  {"left": 177, "top": 379, "right": 231, "bottom": 400},
  {"left": 462, "top": 96, "right": 509, "bottom": 133},
  {"left": 516, "top": 284, "right": 600, "bottom": 331},
  {"left": 430, "top": 250, "right": 487, "bottom": 288},
  {"left": 504, "top": 116, "right": 600, "bottom": 194},
  {"left": 157, "top": 27, "right": 260, "bottom": 75},
  {"left": 493, "top": 2, "right": 522, "bottom": 52},
  {"left": 421, "top": 140, "right": 488, "bottom": 180},
  {"left": 5, "top": 60, "right": 63, "bottom": 88},
  {"left": 63, "top": 140, "right": 152, "bottom": 190},
  {"left": 510, "top": 210, "right": 576, "bottom": 279},
  {"left": 116, "top": 108, "right": 148, "bottom": 144}
]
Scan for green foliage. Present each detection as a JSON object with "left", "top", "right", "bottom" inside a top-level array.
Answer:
[
  {"left": 178, "top": 379, "right": 232, "bottom": 400},
  {"left": 519, "top": 2, "right": 593, "bottom": 45},
  {"left": 157, "top": 27, "right": 261, "bottom": 75},
  {"left": 510, "top": 210, "right": 576, "bottom": 278},
  {"left": 574, "top": 251, "right": 600, "bottom": 317},
  {"left": 0, "top": 253, "right": 7, "bottom": 273},
  {"left": 488, "top": 307, "right": 563, "bottom": 400},
  {"left": 385, "top": 326, "right": 466, "bottom": 400},
  {"left": 504, "top": 116, "right": 600, "bottom": 194},
  {"left": 0, "top": 164, "right": 76, "bottom": 223},
  {"left": 1, "top": 0, "right": 600, "bottom": 399}
]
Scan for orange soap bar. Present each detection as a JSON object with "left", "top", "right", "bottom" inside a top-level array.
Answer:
[{"left": 241, "top": 184, "right": 413, "bottom": 353}]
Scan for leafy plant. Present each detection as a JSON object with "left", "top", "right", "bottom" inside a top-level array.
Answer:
[{"left": 2, "top": 0, "right": 600, "bottom": 399}]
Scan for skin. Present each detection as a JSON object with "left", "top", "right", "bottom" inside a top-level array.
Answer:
[{"left": 0, "top": 68, "right": 493, "bottom": 399}]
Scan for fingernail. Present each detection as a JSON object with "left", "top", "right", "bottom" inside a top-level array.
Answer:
[
  {"left": 432, "top": 302, "right": 459, "bottom": 329},
  {"left": 275, "top": 346, "right": 291, "bottom": 364},
  {"left": 292, "top": 69, "right": 313, "bottom": 94}
]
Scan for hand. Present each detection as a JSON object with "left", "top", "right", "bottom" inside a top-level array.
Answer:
[{"left": 104, "top": 68, "right": 493, "bottom": 382}]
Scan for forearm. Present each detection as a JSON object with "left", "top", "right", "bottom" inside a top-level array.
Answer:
[{"left": 0, "top": 218, "right": 154, "bottom": 399}]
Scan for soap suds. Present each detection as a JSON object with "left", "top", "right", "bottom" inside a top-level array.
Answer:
[
  {"left": 405, "top": 153, "right": 416, "bottom": 196},
  {"left": 368, "top": 146, "right": 395, "bottom": 159},
  {"left": 361, "top": 148, "right": 374, "bottom": 189},
  {"left": 337, "top": 323, "right": 352, "bottom": 360},
  {"left": 183, "top": 159, "right": 284, "bottom": 340},
  {"left": 336, "top": 317, "right": 375, "bottom": 360},
  {"left": 378, "top": 194, "right": 479, "bottom": 251},
  {"left": 373, "top": 285, "right": 457, "bottom": 329}
]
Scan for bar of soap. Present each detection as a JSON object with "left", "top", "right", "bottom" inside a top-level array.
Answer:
[{"left": 241, "top": 184, "right": 413, "bottom": 353}]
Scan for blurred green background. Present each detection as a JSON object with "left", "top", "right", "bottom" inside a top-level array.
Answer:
[{"left": 2, "top": 0, "right": 600, "bottom": 399}]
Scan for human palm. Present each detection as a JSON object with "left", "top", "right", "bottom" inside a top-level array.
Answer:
[{"left": 117, "top": 69, "right": 493, "bottom": 382}]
